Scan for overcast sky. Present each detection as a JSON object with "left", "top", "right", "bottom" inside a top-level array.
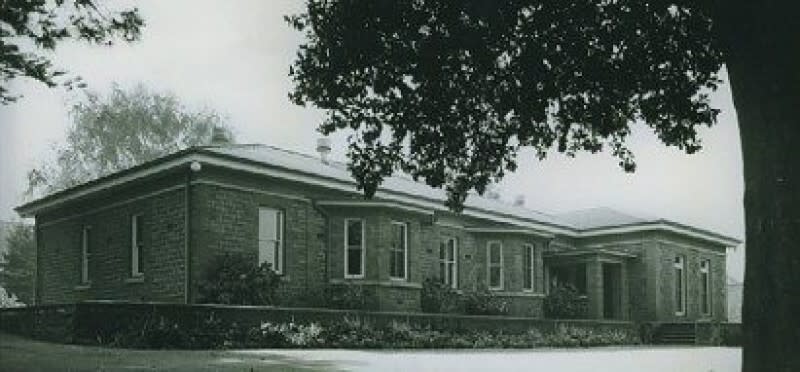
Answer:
[{"left": 0, "top": 0, "right": 744, "bottom": 280}]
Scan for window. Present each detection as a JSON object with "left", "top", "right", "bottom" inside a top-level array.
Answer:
[
  {"left": 674, "top": 256, "right": 686, "bottom": 315},
  {"left": 439, "top": 237, "right": 458, "bottom": 289},
  {"left": 700, "top": 259, "right": 711, "bottom": 315},
  {"left": 80, "top": 226, "right": 90, "bottom": 285},
  {"left": 523, "top": 244, "right": 535, "bottom": 291},
  {"left": 131, "top": 215, "right": 143, "bottom": 277},
  {"left": 389, "top": 222, "right": 408, "bottom": 280},
  {"left": 487, "top": 241, "right": 503, "bottom": 290},
  {"left": 258, "top": 208, "right": 284, "bottom": 274},
  {"left": 344, "top": 219, "right": 365, "bottom": 278}
]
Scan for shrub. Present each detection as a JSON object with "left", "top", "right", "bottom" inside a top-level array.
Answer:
[
  {"left": 197, "top": 254, "right": 281, "bottom": 306},
  {"left": 0, "top": 286, "right": 24, "bottom": 308},
  {"left": 249, "top": 321, "right": 324, "bottom": 347},
  {"left": 420, "top": 278, "right": 462, "bottom": 313},
  {"left": 543, "top": 284, "right": 588, "bottom": 319},
  {"left": 323, "top": 283, "right": 378, "bottom": 310},
  {"left": 462, "top": 288, "right": 509, "bottom": 316}
]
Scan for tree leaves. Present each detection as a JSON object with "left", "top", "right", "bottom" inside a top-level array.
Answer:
[
  {"left": 0, "top": 223, "right": 35, "bottom": 305},
  {"left": 0, "top": 0, "right": 143, "bottom": 104},
  {"left": 26, "top": 84, "right": 233, "bottom": 197},
  {"left": 288, "top": 0, "right": 724, "bottom": 210}
]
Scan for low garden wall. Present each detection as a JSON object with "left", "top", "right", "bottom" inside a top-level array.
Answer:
[{"left": 1, "top": 301, "right": 640, "bottom": 349}]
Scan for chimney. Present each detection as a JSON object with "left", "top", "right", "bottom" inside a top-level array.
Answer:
[
  {"left": 316, "top": 137, "right": 331, "bottom": 164},
  {"left": 513, "top": 194, "right": 525, "bottom": 207},
  {"left": 210, "top": 126, "right": 231, "bottom": 145}
]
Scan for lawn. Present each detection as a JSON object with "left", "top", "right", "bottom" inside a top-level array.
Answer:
[{"left": 0, "top": 332, "right": 740, "bottom": 372}]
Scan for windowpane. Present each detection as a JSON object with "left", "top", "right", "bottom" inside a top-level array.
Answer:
[
  {"left": 81, "top": 227, "right": 90, "bottom": 284},
  {"left": 390, "top": 223, "right": 407, "bottom": 279},
  {"left": 448, "top": 239, "right": 455, "bottom": 260},
  {"left": 347, "top": 220, "right": 362, "bottom": 246},
  {"left": 673, "top": 256, "right": 685, "bottom": 314},
  {"left": 701, "top": 260, "right": 711, "bottom": 314},
  {"left": 489, "top": 242, "right": 501, "bottom": 263},
  {"left": 347, "top": 248, "right": 362, "bottom": 276},
  {"left": 676, "top": 272, "right": 683, "bottom": 309},
  {"left": 131, "top": 215, "right": 143, "bottom": 276},
  {"left": 258, "top": 208, "right": 283, "bottom": 273},
  {"left": 490, "top": 267, "right": 502, "bottom": 288},
  {"left": 345, "top": 219, "right": 364, "bottom": 277},
  {"left": 259, "top": 209, "right": 278, "bottom": 240},
  {"left": 487, "top": 242, "right": 503, "bottom": 289},
  {"left": 523, "top": 244, "right": 533, "bottom": 290},
  {"left": 439, "top": 237, "right": 457, "bottom": 288}
]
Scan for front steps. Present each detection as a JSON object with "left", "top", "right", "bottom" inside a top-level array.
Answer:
[{"left": 654, "top": 322, "right": 696, "bottom": 345}]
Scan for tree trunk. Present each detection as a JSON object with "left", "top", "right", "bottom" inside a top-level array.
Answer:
[{"left": 719, "top": 2, "right": 800, "bottom": 371}]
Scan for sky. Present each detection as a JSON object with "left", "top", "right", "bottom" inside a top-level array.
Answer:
[{"left": 0, "top": 0, "right": 744, "bottom": 280}]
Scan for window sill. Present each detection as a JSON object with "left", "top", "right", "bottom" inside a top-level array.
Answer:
[
  {"left": 125, "top": 276, "right": 145, "bottom": 284},
  {"left": 330, "top": 278, "right": 422, "bottom": 289},
  {"left": 74, "top": 284, "right": 91, "bottom": 291}
]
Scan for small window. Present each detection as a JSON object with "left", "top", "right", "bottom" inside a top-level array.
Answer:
[
  {"left": 389, "top": 222, "right": 407, "bottom": 280},
  {"left": 523, "top": 244, "right": 535, "bottom": 291},
  {"left": 81, "top": 226, "right": 91, "bottom": 285},
  {"left": 258, "top": 208, "right": 284, "bottom": 273},
  {"left": 700, "top": 259, "right": 711, "bottom": 315},
  {"left": 674, "top": 256, "right": 686, "bottom": 315},
  {"left": 131, "top": 215, "right": 143, "bottom": 277},
  {"left": 487, "top": 241, "right": 503, "bottom": 290},
  {"left": 439, "top": 237, "right": 458, "bottom": 289},
  {"left": 344, "top": 219, "right": 365, "bottom": 278}
]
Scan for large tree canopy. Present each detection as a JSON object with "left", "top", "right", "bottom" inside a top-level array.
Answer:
[
  {"left": 289, "top": 1, "right": 800, "bottom": 371},
  {"left": 27, "top": 84, "right": 233, "bottom": 196},
  {"left": 288, "top": 0, "right": 723, "bottom": 209},
  {"left": 0, "top": 0, "right": 143, "bottom": 104}
]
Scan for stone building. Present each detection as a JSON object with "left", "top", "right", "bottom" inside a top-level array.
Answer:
[{"left": 16, "top": 143, "right": 739, "bottom": 321}]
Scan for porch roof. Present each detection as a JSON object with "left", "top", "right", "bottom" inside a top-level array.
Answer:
[{"left": 544, "top": 249, "right": 638, "bottom": 260}]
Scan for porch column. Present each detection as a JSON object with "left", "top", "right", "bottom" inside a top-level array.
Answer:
[
  {"left": 620, "top": 262, "right": 630, "bottom": 320},
  {"left": 586, "top": 258, "right": 603, "bottom": 319}
]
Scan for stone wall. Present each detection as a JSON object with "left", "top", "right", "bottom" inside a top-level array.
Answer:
[{"left": 35, "top": 176, "right": 187, "bottom": 304}]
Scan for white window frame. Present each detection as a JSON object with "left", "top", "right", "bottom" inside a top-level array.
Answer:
[
  {"left": 700, "top": 259, "right": 712, "bottom": 316},
  {"left": 439, "top": 237, "right": 458, "bottom": 289},
  {"left": 81, "top": 226, "right": 91, "bottom": 285},
  {"left": 674, "top": 255, "right": 686, "bottom": 316},
  {"left": 389, "top": 221, "right": 408, "bottom": 280},
  {"left": 131, "top": 215, "right": 143, "bottom": 277},
  {"left": 344, "top": 218, "right": 366, "bottom": 279},
  {"left": 487, "top": 240, "right": 504, "bottom": 290},
  {"left": 258, "top": 207, "right": 284, "bottom": 274},
  {"left": 522, "top": 243, "right": 535, "bottom": 292}
]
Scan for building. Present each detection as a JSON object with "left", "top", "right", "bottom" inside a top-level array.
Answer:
[
  {"left": 727, "top": 276, "right": 743, "bottom": 323},
  {"left": 15, "top": 144, "right": 739, "bottom": 321}
]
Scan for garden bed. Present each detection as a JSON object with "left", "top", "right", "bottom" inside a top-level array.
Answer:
[{"left": 2, "top": 301, "right": 641, "bottom": 349}]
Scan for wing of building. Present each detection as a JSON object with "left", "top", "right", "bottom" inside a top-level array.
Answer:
[{"left": 16, "top": 143, "right": 740, "bottom": 321}]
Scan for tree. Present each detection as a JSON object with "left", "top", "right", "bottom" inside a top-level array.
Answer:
[
  {"left": 0, "top": 0, "right": 143, "bottom": 104},
  {"left": 0, "top": 223, "right": 35, "bottom": 305},
  {"left": 287, "top": 1, "right": 799, "bottom": 370},
  {"left": 27, "top": 84, "right": 234, "bottom": 196}
]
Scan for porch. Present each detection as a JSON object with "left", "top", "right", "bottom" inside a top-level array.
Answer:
[{"left": 544, "top": 250, "right": 635, "bottom": 320}]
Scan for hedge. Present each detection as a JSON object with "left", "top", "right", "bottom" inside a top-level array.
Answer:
[{"left": 1, "top": 301, "right": 644, "bottom": 349}]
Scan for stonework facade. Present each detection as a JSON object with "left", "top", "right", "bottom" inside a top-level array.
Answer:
[{"left": 18, "top": 145, "right": 738, "bottom": 321}]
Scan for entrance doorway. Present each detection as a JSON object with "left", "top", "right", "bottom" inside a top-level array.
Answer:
[{"left": 602, "top": 263, "right": 622, "bottom": 319}]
